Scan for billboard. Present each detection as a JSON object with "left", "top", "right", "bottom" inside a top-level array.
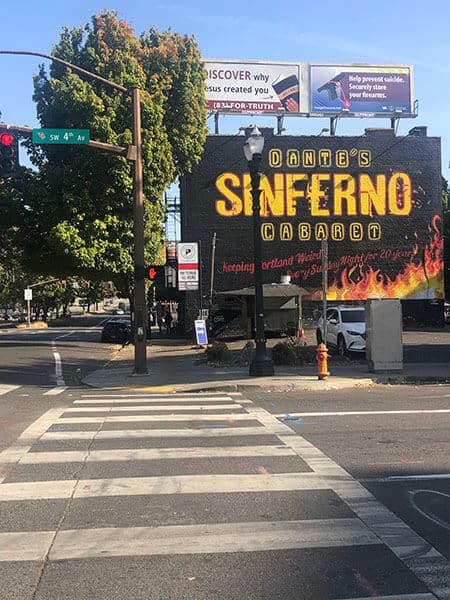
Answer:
[
  {"left": 181, "top": 129, "right": 443, "bottom": 301},
  {"left": 205, "top": 60, "right": 301, "bottom": 114},
  {"left": 204, "top": 59, "right": 415, "bottom": 118},
  {"left": 310, "top": 64, "right": 413, "bottom": 116}
]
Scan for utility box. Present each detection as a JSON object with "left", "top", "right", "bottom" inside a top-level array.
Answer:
[{"left": 366, "top": 299, "right": 403, "bottom": 372}]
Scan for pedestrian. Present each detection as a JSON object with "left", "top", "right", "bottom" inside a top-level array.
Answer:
[
  {"left": 155, "top": 301, "right": 164, "bottom": 335},
  {"left": 164, "top": 311, "right": 173, "bottom": 336}
]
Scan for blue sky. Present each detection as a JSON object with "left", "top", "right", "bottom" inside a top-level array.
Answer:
[{"left": 1, "top": 0, "right": 450, "bottom": 176}]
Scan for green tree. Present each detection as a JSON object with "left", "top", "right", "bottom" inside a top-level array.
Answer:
[{"left": 23, "top": 11, "right": 207, "bottom": 297}]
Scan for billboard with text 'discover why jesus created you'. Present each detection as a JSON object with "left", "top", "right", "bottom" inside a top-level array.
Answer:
[{"left": 180, "top": 128, "right": 442, "bottom": 301}]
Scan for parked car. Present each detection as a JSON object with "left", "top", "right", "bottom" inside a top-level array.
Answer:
[
  {"left": 100, "top": 319, "right": 132, "bottom": 344},
  {"left": 317, "top": 306, "right": 366, "bottom": 355},
  {"left": 112, "top": 308, "right": 125, "bottom": 315},
  {"left": 445, "top": 302, "right": 450, "bottom": 324}
]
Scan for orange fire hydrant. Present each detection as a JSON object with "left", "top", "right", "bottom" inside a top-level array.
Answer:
[{"left": 316, "top": 342, "right": 329, "bottom": 380}]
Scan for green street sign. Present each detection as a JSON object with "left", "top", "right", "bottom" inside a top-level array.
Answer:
[{"left": 32, "top": 128, "right": 90, "bottom": 145}]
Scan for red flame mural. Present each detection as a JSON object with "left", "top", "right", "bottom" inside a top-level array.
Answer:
[{"left": 314, "top": 215, "right": 444, "bottom": 300}]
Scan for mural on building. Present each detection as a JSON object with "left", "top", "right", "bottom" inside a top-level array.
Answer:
[{"left": 180, "top": 128, "right": 443, "bottom": 300}]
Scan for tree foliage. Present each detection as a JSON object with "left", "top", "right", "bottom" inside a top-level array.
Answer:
[{"left": 22, "top": 11, "right": 207, "bottom": 293}]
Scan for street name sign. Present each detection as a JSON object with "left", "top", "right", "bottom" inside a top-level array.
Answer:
[{"left": 32, "top": 129, "right": 90, "bottom": 145}]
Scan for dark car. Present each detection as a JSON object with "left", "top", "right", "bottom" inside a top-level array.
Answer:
[{"left": 100, "top": 319, "right": 132, "bottom": 344}]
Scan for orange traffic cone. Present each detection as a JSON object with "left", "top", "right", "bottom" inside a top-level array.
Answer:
[{"left": 299, "top": 327, "right": 307, "bottom": 345}]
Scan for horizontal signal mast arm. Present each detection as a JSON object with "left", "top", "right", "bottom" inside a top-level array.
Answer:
[{"left": 0, "top": 123, "right": 136, "bottom": 160}]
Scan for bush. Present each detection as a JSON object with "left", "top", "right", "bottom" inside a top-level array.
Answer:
[
  {"left": 271, "top": 342, "right": 297, "bottom": 365},
  {"left": 271, "top": 340, "right": 318, "bottom": 365},
  {"left": 204, "top": 341, "right": 232, "bottom": 364}
]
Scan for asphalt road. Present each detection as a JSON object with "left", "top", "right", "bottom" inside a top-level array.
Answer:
[
  {"left": 0, "top": 382, "right": 448, "bottom": 598},
  {"left": 0, "top": 322, "right": 450, "bottom": 598},
  {"left": 0, "top": 315, "right": 116, "bottom": 452},
  {"left": 246, "top": 385, "right": 450, "bottom": 564},
  {"left": 0, "top": 316, "right": 113, "bottom": 388}
]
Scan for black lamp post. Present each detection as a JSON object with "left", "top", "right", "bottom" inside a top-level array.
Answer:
[{"left": 244, "top": 126, "right": 275, "bottom": 377}]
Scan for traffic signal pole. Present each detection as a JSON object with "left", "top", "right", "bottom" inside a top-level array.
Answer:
[
  {"left": 131, "top": 86, "right": 147, "bottom": 373},
  {"left": 0, "top": 49, "right": 148, "bottom": 373}
]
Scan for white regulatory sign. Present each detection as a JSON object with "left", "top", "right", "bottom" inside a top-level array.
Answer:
[
  {"left": 24, "top": 288, "right": 32, "bottom": 301},
  {"left": 178, "top": 270, "right": 199, "bottom": 282},
  {"left": 177, "top": 242, "right": 198, "bottom": 264}
]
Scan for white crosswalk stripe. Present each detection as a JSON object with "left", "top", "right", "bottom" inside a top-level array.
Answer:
[
  {"left": 41, "top": 425, "right": 288, "bottom": 441},
  {"left": 17, "top": 444, "right": 295, "bottom": 464},
  {"left": 56, "top": 413, "right": 258, "bottom": 423},
  {"left": 0, "top": 518, "right": 380, "bottom": 562},
  {"left": 1, "top": 389, "right": 448, "bottom": 599},
  {"left": 0, "top": 384, "right": 20, "bottom": 396},
  {"left": 74, "top": 396, "right": 242, "bottom": 404},
  {"left": 0, "top": 472, "right": 328, "bottom": 501},
  {"left": 64, "top": 403, "right": 243, "bottom": 412}
]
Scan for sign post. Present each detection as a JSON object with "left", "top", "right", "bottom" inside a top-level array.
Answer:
[{"left": 24, "top": 288, "right": 32, "bottom": 327}]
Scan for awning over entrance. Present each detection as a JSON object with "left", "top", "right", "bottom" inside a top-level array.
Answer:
[{"left": 217, "top": 283, "right": 309, "bottom": 298}]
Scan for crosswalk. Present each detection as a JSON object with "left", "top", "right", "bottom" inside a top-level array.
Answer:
[
  {"left": 1, "top": 389, "right": 449, "bottom": 599},
  {"left": 0, "top": 384, "right": 67, "bottom": 396}
]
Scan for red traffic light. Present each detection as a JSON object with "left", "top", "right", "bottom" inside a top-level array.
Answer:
[{"left": 0, "top": 132, "right": 13, "bottom": 146}]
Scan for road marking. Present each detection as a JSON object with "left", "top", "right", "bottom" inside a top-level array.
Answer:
[
  {"left": 42, "top": 425, "right": 288, "bottom": 440},
  {"left": 336, "top": 595, "right": 436, "bottom": 600},
  {"left": 0, "top": 384, "right": 20, "bottom": 396},
  {"left": 49, "top": 518, "right": 380, "bottom": 560},
  {"left": 64, "top": 403, "right": 242, "bottom": 412},
  {"left": 376, "top": 473, "right": 450, "bottom": 482},
  {"left": 43, "top": 387, "right": 68, "bottom": 396},
  {"left": 275, "top": 409, "right": 450, "bottom": 418},
  {"left": 54, "top": 331, "right": 75, "bottom": 340},
  {"left": 56, "top": 413, "right": 258, "bottom": 423},
  {"left": 51, "top": 341, "right": 65, "bottom": 387},
  {"left": 243, "top": 402, "right": 450, "bottom": 598},
  {"left": 17, "top": 444, "right": 295, "bottom": 464},
  {"left": 0, "top": 472, "right": 328, "bottom": 501},
  {"left": 0, "top": 531, "right": 56, "bottom": 561},
  {"left": 80, "top": 393, "right": 232, "bottom": 399},
  {"left": 74, "top": 396, "right": 239, "bottom": 404},
  {"left": 0, "top": 407, "right": 66, "bottom": 484},
  {"left": 0, "top": 518, "right": 380, "bottom": 562}
]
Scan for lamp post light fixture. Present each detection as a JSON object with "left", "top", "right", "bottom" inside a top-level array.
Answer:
[{"left": 243, "top": 126, "right": 275, "bottom": 377}]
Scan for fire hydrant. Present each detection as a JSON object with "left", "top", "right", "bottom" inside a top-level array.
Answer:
[{"left": 316, "top": 343, "right": 329, "bottom": 380}]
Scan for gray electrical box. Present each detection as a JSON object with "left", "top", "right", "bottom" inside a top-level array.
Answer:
[{"left": 366, "top": 299, "right": 403, "bottom": 372}]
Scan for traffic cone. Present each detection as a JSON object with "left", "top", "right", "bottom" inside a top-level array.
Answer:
[{"left": 299, "top": 327, "right": 307, "bottom": 345}]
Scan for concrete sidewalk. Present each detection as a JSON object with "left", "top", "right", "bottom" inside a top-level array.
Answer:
[{"left": 82, "top": 336, "right": 450, "bottom": 392}]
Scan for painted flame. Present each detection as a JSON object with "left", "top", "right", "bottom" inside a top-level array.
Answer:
[{"left": 315, "top": 215, "right": 444, "bottom": 301}]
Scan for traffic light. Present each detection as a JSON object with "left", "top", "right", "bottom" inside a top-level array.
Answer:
[
  {"left": 134, "top": 265, "right": 165, "bottom": 281},
  {"left": 0, "top": 128, "right": 19, "bottom": 178},
  {"left": 147, "top": 266, "right": 165, "bottom": 282}
]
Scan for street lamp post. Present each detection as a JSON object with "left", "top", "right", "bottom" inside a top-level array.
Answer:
[
  {"left": 244, "top": 126, "right": 274, "bottom": 377},
  {"left": 0, "top": 50, "right": 148, "bottom": 373}
]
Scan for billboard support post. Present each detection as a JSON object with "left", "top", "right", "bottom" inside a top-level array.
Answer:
[
  {"left": 330, "top": 116, "right": 337, "bottom": 136},
  {"left": 244, "top": 127, "right": 274, "bottom": 377}
]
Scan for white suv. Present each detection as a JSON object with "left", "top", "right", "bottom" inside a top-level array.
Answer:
[{"left": 317, "top": 306, "right": 366, "bottom": 355}]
